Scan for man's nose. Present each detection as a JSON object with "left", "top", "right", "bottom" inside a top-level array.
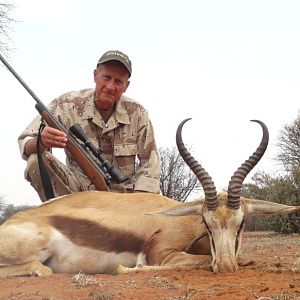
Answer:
[{"left": 106, "top": 80, "right": 116, "bottom": 90}]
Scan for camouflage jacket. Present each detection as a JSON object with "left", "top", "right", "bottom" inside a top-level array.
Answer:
[{"left": 18, "top": 88, "right": 160, "bottom": 193}]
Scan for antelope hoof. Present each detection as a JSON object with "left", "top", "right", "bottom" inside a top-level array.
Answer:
[{"left": 25, "top": 261, "right": 53, "bottom": 277}]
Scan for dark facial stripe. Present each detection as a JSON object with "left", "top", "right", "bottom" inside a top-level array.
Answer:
[
  {"left": 235, "top": 219, "right": 245, "bottom": 253},
  {"left": 48, "top": 215, "right": 144, "bottom": 254},
  {"left": 203, "top": 219, "right": 215, "bottom": 253}
]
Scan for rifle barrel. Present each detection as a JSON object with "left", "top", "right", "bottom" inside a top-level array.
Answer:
[
  {"left": 0, "top": 52, "right": 109, "bottom": 191},
  {"left": 0, "top": 53, "right": 44, "bottom": 107}
]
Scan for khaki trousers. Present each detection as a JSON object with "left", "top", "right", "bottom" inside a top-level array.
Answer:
[{"left": 25, "top": 152, "right": 96, "bottom": 202}]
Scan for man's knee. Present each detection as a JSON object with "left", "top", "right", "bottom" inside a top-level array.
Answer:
[
  {"left": 25, "top": 152, "right": 53, "bottom": 182},
  {"left": 25, "top": 152, "right": 53, "bottom": 181},
  {"left": 25, "top": 154, "right": 39, "bottom": 182}
]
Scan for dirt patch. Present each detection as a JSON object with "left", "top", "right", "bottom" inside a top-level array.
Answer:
[{"left": 0, "top": 232, "right": 299, "bottom": 300}]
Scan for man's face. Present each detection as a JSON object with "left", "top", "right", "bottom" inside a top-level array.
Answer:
[{"left": 93, "top": 61, "right": 130, "bottom": 110}]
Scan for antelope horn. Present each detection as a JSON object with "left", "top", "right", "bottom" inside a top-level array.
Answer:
[
  {"left": 227, "top": 119, "right": 269, "bottom": 210},
  {"left": 176, "top": 118, "right": 218, "bottom": 211}
]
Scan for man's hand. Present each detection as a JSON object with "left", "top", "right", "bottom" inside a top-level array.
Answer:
[
  {"left": 24, "top": 127, "right": 68, "bottom": 157},
  {"left": 40, "top": 127, "right": 68, "bottom": 148}
]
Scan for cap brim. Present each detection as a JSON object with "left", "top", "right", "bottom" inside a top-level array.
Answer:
[{"left": 98, "top": 58, "right": 131, "bottom": 75}]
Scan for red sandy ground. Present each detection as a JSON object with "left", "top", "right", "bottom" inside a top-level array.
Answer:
[{"left": 0, "top": 231, "right": 299, "bottom": 300}]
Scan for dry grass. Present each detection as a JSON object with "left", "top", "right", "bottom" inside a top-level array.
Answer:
[
  {"left": 256, "top": 289, "right": 296, "bottom": 300},
  {"left": 71, "top": 272, "right": 102, "bottom": 288},
  {"left": 291, "top": 253, "right": 300, "bottom": 273}
]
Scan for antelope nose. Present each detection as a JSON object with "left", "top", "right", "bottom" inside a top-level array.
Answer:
[{"left": 217, "top": 259, "right": 238, "bottom": 273}]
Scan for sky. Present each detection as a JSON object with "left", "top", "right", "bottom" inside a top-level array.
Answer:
[{"left": 0, "top": 0, "right": 300, "bottom": 206}]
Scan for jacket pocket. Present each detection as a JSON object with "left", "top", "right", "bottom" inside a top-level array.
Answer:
[
  {"left": 113, "top": 143, "right": 138, "bottom": 179},
  {"left": 114, "top": 144, "right": 138, "bottom": 156}
]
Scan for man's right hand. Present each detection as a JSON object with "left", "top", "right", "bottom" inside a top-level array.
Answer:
[
  {"left": 24, "top": 127, "right": 68, "bottom": 157},
  {"left": 40, "top": 127, "right": 68, "bottom": 149}
]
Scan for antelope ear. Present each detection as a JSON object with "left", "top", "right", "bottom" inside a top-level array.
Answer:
[
  {"left": 244, "top": 198, "right": 300, "bottom": 216},
  {"left": 146, "top": 200, "right": 205, "bottom": 217}
]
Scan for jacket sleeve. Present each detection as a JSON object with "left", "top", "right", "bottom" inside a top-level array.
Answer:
[
  {"left": 18, "top": 114, "right": 44, "bottom": 160},
  {"left": 17, "top": 97, "right": 65, "bottom": 160},
  {"left": 134, "top": 111, "right": 160, "bottom": 193}
]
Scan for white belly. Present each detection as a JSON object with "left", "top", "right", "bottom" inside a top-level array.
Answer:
[{"left": 47, "top": 230, "right": 138, "bottom": 274}]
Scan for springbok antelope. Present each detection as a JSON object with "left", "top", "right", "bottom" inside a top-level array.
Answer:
[{"left": 0, "top": 119, "right": 299, "bottom": 278}]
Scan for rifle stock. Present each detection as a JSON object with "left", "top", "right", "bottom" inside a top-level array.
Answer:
[
  {"left": 0, "top": 53, "right": 109, "bottom": 191},
  {"left": 36, "top": 104, "right": 109, "bottom": 191}
]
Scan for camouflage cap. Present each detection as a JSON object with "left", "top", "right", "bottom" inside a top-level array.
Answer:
[{"left": 97, "top": 50, "right": 132, "bottom": 77}]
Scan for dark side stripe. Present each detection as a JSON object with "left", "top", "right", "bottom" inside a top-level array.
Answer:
[{"left": 48, "top": 215, "right": 144, "bottom": 254}]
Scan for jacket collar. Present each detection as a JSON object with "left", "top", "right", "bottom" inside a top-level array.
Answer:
[{"left": 81, "top": 89, "right": 130, "bottom": 132}]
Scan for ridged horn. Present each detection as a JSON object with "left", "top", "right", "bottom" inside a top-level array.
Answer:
[
  {"left": 227, "top": 120, "right": 269, "bottom": 210},
  {"left": 176, "top": 118, "right": 218, "bottom": 211}
]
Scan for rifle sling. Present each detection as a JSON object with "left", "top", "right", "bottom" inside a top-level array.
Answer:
[{"left": 37, "top": 119, "right": 55, "bottom": 200}]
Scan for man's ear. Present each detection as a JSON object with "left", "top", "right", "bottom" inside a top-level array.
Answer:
[
  {"left": 93, "top": 69, "right": 97, "bottom": 83},
  {"left": 124, "top": 80, "right": 130, "bottom": 92}
]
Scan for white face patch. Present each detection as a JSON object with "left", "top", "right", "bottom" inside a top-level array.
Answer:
[{"left": 203, "top": 206, "right": 245, "bottom": 272}]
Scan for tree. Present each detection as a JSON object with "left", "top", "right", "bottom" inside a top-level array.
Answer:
[
  {"left": 0, "top": 197, "right": 32, "bottom": 224},
  {"left": 276, "top": 113, "right": 300, "bottom": 171},
  {"left": 159, "top": 146, "right": 202, "bottom": 202},
  {"left": 0, "top": 1, "right": 15, "bottom": 53},
  {"left": 241, "top": 170, "right": 300, "bottom": 233},
  {"left": 239, "top": 113, "right": 300, "bottom": 233}
]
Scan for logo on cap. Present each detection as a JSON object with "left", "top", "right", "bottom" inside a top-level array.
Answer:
[{"left": 98, "top": 50, "right": 132, "bottom": 76}]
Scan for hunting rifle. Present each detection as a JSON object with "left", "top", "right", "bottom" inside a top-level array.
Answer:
[{"left": 0, "top": 53, "right": 126, "bottom": 192}]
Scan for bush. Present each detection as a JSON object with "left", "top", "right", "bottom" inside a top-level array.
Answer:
[
  {"left": 0, "top": 198, "right": 32, "bottom": 224},
  {"left": 241, "top": 171, "right": 300, "bottom": 233}
]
